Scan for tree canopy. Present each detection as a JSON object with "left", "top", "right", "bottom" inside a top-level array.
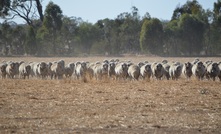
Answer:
[
  {"left": 0, "top": 0, "right": 44, "bottom": 26},
  {"left": 0, "top": 0, "right": 221, "bottom": 56}
]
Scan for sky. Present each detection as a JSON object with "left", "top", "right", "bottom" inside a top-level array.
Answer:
[{"left": 0, "top": 0, "right": 218, "bottom": 24}]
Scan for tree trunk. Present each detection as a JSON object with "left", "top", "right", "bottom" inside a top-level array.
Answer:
[{"left": 35, "top": 0, "right": 44, "bottom": 22}]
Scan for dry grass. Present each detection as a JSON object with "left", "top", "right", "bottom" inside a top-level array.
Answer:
[{"left": 0, "top": 56, "right": 221, "bottom": 133}]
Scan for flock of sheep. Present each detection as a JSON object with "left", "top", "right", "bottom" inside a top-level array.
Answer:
[{"left": 0, "top": 58, "right": 221, "bottom": 81}]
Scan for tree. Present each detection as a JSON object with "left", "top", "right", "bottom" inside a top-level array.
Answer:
[
  {"left": 142, "top": 12, "right": 151, "bottom": 22},
  {"left": 40, "top": 1, "right": 63, "bottom": 55},
  {"left": 60, "top": 16, "right": 81, "bottom": 55},
  {"left": 0, "top": 0, "right": 44, "bottom": 26},
  {"left": 172, "top": 0, "right": 203, "bottom": 20},
  {"left": 0, "top": 22, "right": 13, "bottom": 55},
  {"left": 25, "top": 26, "right": 37, "bottom": 55},
  {"left": 11, "top": 25, "right": 26, "bottom": 55},
  {"left": 0, "top": 0, "right": 10, "bottom": 16},
  {"left": 213, "top": 0, "right": 221, "bottom": 26},
  {"left": 140, "top": 18, "right": 164, "bottom": 55},
  {"left": 164, "top": 20, "right": 182, "bottom": 56},
  {"left": 94, "top": 18, "right": 121, "bottom": 55},
  {"left": 106, "top": 6, "right": 142, "bottom": 54},
  {"left": 76, "top": 22, "right": 101, "bottom": 54},
  {"left": 0, "top": 0, "right": 44, "bottom": 56},
  {"left": 179, "top": 14, "right": 205, "bottom": 55},
  {"left": 200, "top": 9, "right": 213, "bottom": 55},
  {"left": 209, "top": 0, "right": 221, "bottom": 55},
  {"left": 170, "top": 0, "right": 213, "bottom": 56},
  {"left": 36, "top": 25, "right": 50, "bottom": 55},
  {"left": 122, "top": 7, "right": 141, "bottom": 53}
]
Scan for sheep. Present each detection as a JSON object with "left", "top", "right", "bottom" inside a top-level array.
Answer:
[
  {"left": 0, "top": 63, "right": 7, "bottom": 79},
  {"left": 137, "top": 62, "right": 145, "bottom": 68},
  {"left": 151, "top": 62, "right": 164, "bottom": 80},
  {"left": 169, "top": 63, "right": 182, "bottom": 80},
  {"left": 19, "top": 63, "right": 31, "bottom": 79},
  {"left": 162, "top": 63, "right": 170, "bottom": 80},
  {"left": 37, "top": 62, "right": 48, "bottom": 79},
  {"left": 74, "top": 61, "right": 88, "bottom": 80},
  {"left": 140, "top": 63, "right": 152, "bottom": 80},
  {"left": 115, "top": 62, "right": 128, "bottom": 80},
  {"left": 93, "top": 62, "right": 109, "bottom": 80},
  {"left": 50, "top": 61, "right": 65, "bottom": 79},
  {"left": 31, "top": 62, "right": 40, "bottom": 77},
  {"left": 64, "top": 62, "right": 75, "bottom": 78},
  {"left": 127, "top": 64, "right": 140, "bottom": 80},
  {"left": 108, "top": 62, "right": 116, "bottom": 79},
  {"left": 86, "top": 62, "right": 96, "bottom": 79},
  {"left": 6, "top": 62, "right": 16, "bottom": 79},
  {"left": 205, "top": 62, "right": 220, "bottom": 81},
  {"left": 182, "top": 62, "right": 193, "bottom": 79},
  {"left": 218, "top": 62, "right": 221, "bottom": 81},
  {"left": 192, "top": 61, "right": 206, "bottom": 80}
]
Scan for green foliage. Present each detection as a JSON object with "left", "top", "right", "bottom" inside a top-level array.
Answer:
[
  {"left": 209, "top": 0, "right": 221, "bottom": 55},
  {"left": 43, "top": 1, "right": 63, "bottom": 32},
  {"left": 11, "top": 25, "right": 26, "bottom": 55},
  {"left": 172, "top": 0, "right": 203, "bottom": 20},
  {"left": 36, "top": 26, "right": 52, "bottom": 56},
  {"left": 0, "top": 0, "right": 10, "bottom": 16},
  {"left": 25, "top": 26, "right": 37, "bottom": 55},
  {"left": 164, "top": 20, "right": 182, "bottom": 56},
  {"left": 0, "top": 22, "right": 12, "bottom": 55},
  {"left": 59, "top": 16, "right": 79, "bottom": 55},
  {"left": 140, "top": 18, "right": 164, "bottom": 55},
  {"left": 0, "top": 0, "right": 44, "bottom": 26},
  {"left": 179, "top": 14, "right": 205, "bottom": 55},
  {"left": 76, "top": 22, "right": 102, "bottom": 54},
  {"left": 90, "top": 41, "right": 106, "bottom": 54},
  {"left": 39, "top": 1, "right": 63, "bottom": 55},
  {"left": 107, "top": 6, "right": 142, "bottom": 54},
  {"left": 213, "top": 0, "right": 221, "bottom": 26},
  {"left": 94, "top": 18, "right": 122, "bottom": 55}
]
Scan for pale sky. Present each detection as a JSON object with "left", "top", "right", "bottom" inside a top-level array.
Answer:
[{"left": 0, "top": 0, "right": 217, "bottom": 24}]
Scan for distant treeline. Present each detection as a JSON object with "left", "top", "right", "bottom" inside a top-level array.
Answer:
[{"left": 0, "top": 0, "right": 221, "bottom": 57}]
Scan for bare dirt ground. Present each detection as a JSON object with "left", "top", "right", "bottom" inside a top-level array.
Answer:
[{"left": 0, "top": 56, "right": 221, "bottom": 133}]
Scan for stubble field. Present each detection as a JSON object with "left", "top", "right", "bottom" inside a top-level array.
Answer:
[{"left": 0, "top": 56, "right": 221, "bottom": 133}]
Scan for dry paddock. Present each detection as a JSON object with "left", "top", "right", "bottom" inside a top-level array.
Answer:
[{"left": 0, "top": 56, "right": 221, "bottom": 133}]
